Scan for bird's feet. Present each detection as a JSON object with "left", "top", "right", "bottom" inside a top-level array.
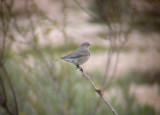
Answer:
[{"left": 76, "top": 65, "right": 83, "bottom": 72}]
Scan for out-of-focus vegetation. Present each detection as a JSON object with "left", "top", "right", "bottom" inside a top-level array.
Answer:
[
  {"left": 0, "top": 0, "right": 160, "bottom": 115},
  {"left": 90, "top": 0, "right": 160, "bottom": 32},
  {"left": 0, "top": 46, "right": 158, "bottom": 115}
]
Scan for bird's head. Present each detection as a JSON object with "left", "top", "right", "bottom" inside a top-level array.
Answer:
[{"left": 81, "top": 42, "right": 91, "bottom": 48}]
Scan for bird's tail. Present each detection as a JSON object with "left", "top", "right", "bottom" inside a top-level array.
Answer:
[{"left": 53, "top": 57, "right": 63, "bottom": 62}]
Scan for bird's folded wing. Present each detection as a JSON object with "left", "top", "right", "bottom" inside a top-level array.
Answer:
[{"left": 61, "top": 49, "right": 89, "bottom": 59}]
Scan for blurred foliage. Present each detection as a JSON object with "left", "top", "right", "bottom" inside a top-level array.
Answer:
[
  {"left": 0, "top": 0, "right": 160, "bottom": 115},
  {"left": 0, "top": 43, "right": 158, "bottom": 115},
  {"left": 89, "top": 0, "right": 160, "bottom": 32},
  {"left": 20, "top": 44, "right": 109, "bottom": 58}
]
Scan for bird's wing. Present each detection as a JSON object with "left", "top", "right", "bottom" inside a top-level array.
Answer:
[{"left": 61, "top": 47, "right": 89, "bottom": 59}]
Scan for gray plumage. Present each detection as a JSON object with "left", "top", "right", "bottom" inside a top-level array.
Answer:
[{"left": 61, "top": 42, "right": 90, "bottom": 66}]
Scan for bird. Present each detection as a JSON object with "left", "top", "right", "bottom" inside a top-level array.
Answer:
[{"left": 60, "top": 42, "right": 91, "bottom": 72}]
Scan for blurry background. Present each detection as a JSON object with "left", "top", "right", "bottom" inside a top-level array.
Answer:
[{"left": 0, "top": 0, "right": 160, "bottom": 115}]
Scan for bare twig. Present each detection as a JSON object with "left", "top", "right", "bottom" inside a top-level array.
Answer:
[
  {"left": 74, "top": 0, "right": 101, "bottom": 21},
  {"left": 32, "top": 46, "right": 66, "bottom": 115},
  {"left": 0, "top": 0, "right": 19, "bottom": 114},
  {"left": 77, "top": 67, "right": 118, "bottom": 115},
  {"left": 61, "top": 0, "right": 69, "bottom": 43},
  {"left": 0, "top": 59, "right": 19, "bottom": 115},
  {"left": 24, "top": 2, "right": 67, "bottom": 113},
  {"left": 0, "top": 74, "right": 13, "bottom": 115},
  {"left": 0, "top": 1, "right": 7, "bottom": 60},
  {"left": 91, "top": 1, "right": 115, "bottom": 114},
  {"left": 74, "top": 1, "right": 118, "bottom": 114}
]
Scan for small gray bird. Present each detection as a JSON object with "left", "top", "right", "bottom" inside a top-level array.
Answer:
[{"left": 61, "top": 42, "right": 91, "bottom": 72}]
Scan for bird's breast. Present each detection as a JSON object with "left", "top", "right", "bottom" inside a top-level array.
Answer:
[{"left": 75, "top": 54, "right": 90, "bottom": 65}]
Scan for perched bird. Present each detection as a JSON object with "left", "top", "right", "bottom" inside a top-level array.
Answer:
[{"left": 61, "top": 42, "right": 91, "bottom": 72}]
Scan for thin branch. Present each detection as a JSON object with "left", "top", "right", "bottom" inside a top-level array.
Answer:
[
  {"left": 0, "top": 1, "right": 19, "bottom": 114},
  {"left": 0, "top": 60, "right": 19, "bottom": 115},
  {"left": 3, "top": 105, "right": 13, "bottom": 115},
  {"left": 32, "top": 46, "right": 66, "bottom": 115},
  {"left": 61, "top": 0, "right": 69, "bottom": 43},
  {"left": 0, "top": 70, "right": 7, "bottom": 103},
  {"left": 0, "top": 1, "right": 6, "bottom": 60},
  {"left": 74, "top": 0, "right": 114, "bottom": 90},
  {"left": 73, "top": 0, "right": 101, "bottom": 21},
  {"left": 0, "top": 74, "right": 13, "bottom": 115},
  {"left": 91, "top": 1, "right": 115, "bottom": 114},
  {"left": 12, "top": 1, "right": 67, "bottom": 114},
  {"left": 77, "top": 67, "right": 118, "bottom": 115}
]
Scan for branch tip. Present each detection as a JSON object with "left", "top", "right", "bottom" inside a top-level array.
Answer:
[{"left": 76, "top": 66, "right": 118, "bottom": 115}]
